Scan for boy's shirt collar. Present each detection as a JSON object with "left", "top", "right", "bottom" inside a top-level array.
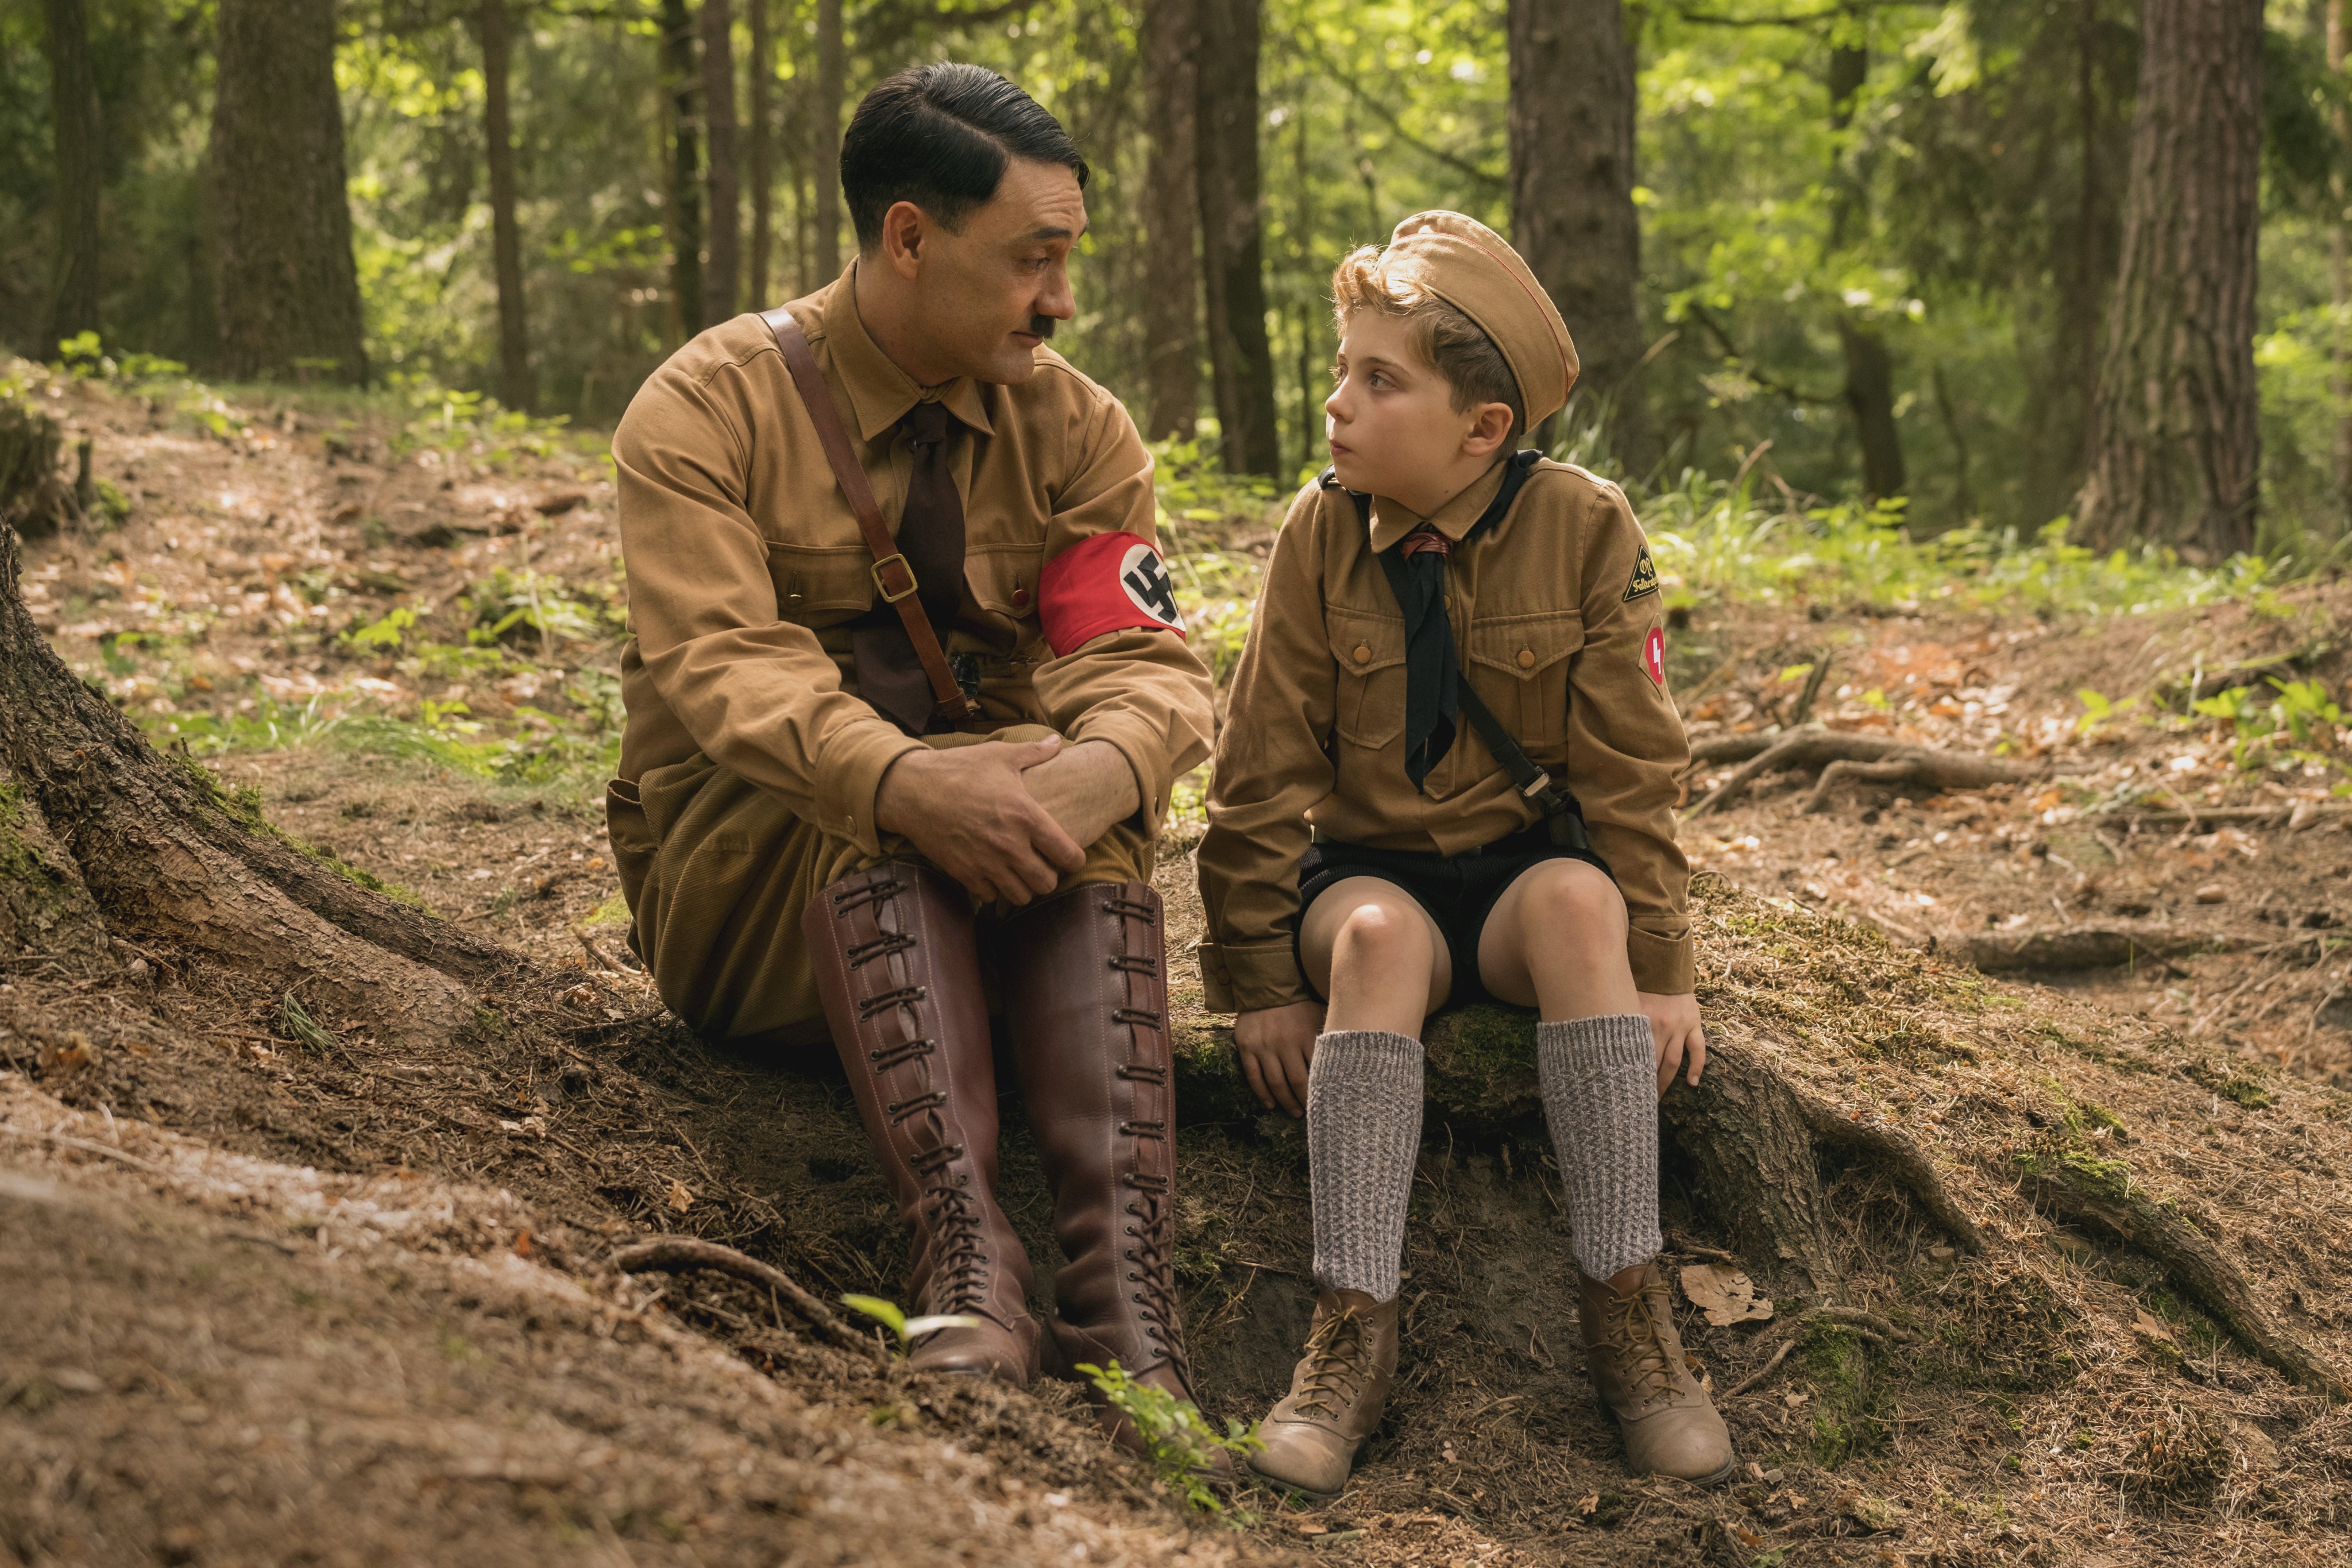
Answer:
[{"left": 1365, "top": 458, "right": 1512, "bottom": 553}]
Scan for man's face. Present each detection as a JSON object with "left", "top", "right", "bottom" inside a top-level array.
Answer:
[{"left": 900, "top": 158, "right": 1087, "bottom": 385}]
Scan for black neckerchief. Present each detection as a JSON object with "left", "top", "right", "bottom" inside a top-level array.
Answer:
[{"left": 1324, "top": 449, "right": 1543, "bottom": 792}]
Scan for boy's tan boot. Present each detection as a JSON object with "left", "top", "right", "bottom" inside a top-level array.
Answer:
[
  {"left": 1576, "top": 1263, "right": 1735, "bottom": 1485},
  {"left": 1248, "top": 1289, "right": 1400, "bottom": 1497}
]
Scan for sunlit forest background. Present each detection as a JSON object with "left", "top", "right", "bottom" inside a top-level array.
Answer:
[{"left": 5, "top": 0, "right": 2347, "bottom": 554}]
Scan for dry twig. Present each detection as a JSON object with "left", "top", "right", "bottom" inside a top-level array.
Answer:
[{"left": 612, "top": 1236, "right": 884, "bottom": 1368}]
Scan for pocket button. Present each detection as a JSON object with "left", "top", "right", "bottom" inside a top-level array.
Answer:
[
  {"left": 1516, "top": 648, "right": 1536, "bottom": 669},
  {"left": 1354, "top": 644, "right": 1373, "bottom": 665}
]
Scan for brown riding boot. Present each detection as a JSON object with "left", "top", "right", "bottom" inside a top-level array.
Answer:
[
  {"left": 804, "top": 861, "right": 1038, "bottom": 1384},
  {"left": 1577, "top": 1262, "right": 1735, "bottom": 1485},
  {"left": 1001, "top": 882, "right": 1216, "bottom": 1464},
  {"left": 1248, "top": 1289, "right": 1400, "bottom": 1497}
]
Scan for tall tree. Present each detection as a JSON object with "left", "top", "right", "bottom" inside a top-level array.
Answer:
[
  {"left": 747, "top": 0, "right": 774, "bottom": 307},
  {"left": 1140, "top": 0, "right": 1202, "bottom": 441},
  {"left": 1194, "top": 0, "right": 1281, "bottom": 476},
  {"left": 701, "top": 0, "right": 741, "bottom": 323},
  {"left": 1828, "top": 37, "right": 1905, "bottom": 501},
  {"left": 812, "top": 0, "right": 843, "bottom": 283},
  {"left": 475, "top": 0, "right": 531, "bottom": 410},
  {"left": 2076, "top": 0, "right": 2262, "bottom": 554},
  {"left": 2331, "top": 0, "right": 2351, "bottom": 508},
  {"left": 659, "top": 0, "right": 705, "bottom": 338},
  {"left": 206, "top": 0, "right": 367, "bottom": 384},
  {"left": 40, "top": 0, "right": 102, "bottom": 356},
  {"left": 1507, "top": 0, "right": 1658, "bottom": 475}
]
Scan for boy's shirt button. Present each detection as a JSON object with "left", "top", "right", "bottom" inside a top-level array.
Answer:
[
  {"left": 1353, "top": 644, "right": 1372, "bottom": 665},
  {"left": 1516, "top": 648, "right": 1536, "bottom": 669}
]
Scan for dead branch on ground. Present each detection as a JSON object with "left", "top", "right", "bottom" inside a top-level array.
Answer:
[{"left": 612, "top": 1235, "right": 884, "bottom": 1366}]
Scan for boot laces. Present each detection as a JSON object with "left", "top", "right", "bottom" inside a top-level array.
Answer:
[
  {"left": 1292, "top": 1306, "right": 1376, "bottom": 1420},
  {"left": 1602, "top": 1287, "right": 1678, "bottom": 1406},
  {"left": 1121, "top": 1178, "right": 1191, "bottom": 1381},
  {"left": 923, "top": 1174, "right": 991, "bottom": 1315}
]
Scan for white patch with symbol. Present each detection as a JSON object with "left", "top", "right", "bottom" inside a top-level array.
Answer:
[{"left": 1118, "top": 542, "right": 1183, "bottom": 630}]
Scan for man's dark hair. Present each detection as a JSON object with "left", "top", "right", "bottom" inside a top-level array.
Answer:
[{"left": 840, "top": 64, "right": 1089, "bottom": 251}]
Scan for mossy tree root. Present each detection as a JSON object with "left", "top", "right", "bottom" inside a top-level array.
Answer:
[
  {"left": 2019, "top": 1147, "right": 2348, "bottom": 1398},
  {"left": 1685, "top": 727, "right": 2036, "bottom": 819},
  {"left": 0, "top": 522, "right": 484, "bottom": 1046}
]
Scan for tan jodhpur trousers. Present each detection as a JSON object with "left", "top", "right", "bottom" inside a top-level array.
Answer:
[{"left": 605, "top": 724, "right": 1153, "bottom": 1051}]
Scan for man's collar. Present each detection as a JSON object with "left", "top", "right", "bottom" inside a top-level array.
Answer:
[
  {"left": 820, "top": 261, "right": 996, "bottom": 441},
  {"left": 1366, "top": 459, "right": 1511, "bottom": 553}
]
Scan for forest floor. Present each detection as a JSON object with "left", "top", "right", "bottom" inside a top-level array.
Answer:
[{"left": 10, "top": 360, "right": 2352, "bottom": 1566}]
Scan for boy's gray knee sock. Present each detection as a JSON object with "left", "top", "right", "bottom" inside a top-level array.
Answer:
[
  {"left": 1536, "top": 1014, "right": 1663, "bottom": 1281},
  {"left": 1307, "top": 1030, "right": 1424, "bottom": 1300}
]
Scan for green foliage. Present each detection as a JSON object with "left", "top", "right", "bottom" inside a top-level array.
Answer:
[
  {"left": 2191, "top": 677, "right": 2346, "bottom": 774},
  {"left": 464, "top": 565, "right": 626, "bottom": 651},
  {"left": 837, "top": 1294, "right": 981, "bottom": 1353},
  {"left": 1075, "top": 1360, "right": 1261, "bottom": 1521}
]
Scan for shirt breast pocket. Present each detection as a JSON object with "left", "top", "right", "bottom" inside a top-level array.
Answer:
[
  {"left": 1465, "top": 613, "right": 1583, "bottom": 757},
  {"left": 1326, "top": 607, "right": 1408, "bottom": 749},
  {"left": 767, "top": 542, "right": 874, "bottom": 627}
]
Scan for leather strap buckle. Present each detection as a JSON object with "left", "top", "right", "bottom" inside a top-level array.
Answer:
[{"left": 871, "top": 553, "right": 920, "bottom": 604}]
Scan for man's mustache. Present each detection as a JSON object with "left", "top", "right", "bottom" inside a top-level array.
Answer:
[{"left": 1025, "top": 315, "right": 1056, "bottom": 340}]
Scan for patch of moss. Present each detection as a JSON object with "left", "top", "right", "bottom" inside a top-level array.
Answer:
[
  {"left": 1801, "top": 1324, "right": 1890, "bottom": 1469},
  {"left": 2181, "top": 1058, "right": 2274, "bottom": 1110}
]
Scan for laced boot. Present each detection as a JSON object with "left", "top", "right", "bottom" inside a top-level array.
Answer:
[
  {"left": 804, "top": 860, "right": 1038, "bottom": 1384},
  {"left": 1001, "top": 882, "right": 1215, "bottom": 1465},
  {"left": 1577, "top": 1262, "right": 1734, "bottom": 1484},
  {"left": 1249, "top": 1289, "right": 1400, "bottom": 1497}
]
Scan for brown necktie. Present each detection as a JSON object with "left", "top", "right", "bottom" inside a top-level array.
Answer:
[{"left": 852, "top": 399, "right": 967, "bottom": 735}]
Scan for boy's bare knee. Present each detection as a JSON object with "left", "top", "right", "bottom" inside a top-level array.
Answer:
[
  {"left": 1521, "top": 860, "right": 1628, "bottom": 939},
  {"left": 1333, "top": 899, "right": 1434, "bottom": 966}
]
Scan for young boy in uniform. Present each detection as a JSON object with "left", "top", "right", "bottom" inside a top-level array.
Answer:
[{"left": 1195, "top": 212, "right": 1731, "bottom": 1494}]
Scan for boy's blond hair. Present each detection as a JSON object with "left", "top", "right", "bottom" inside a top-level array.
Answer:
[{"left": 1331, "top": 243, "right": 1526, "bottom": 440}]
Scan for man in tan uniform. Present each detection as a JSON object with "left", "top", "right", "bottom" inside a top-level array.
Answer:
[
  {"left": 606, "top": 64, "right": 1216, "bottom": 1446},
  {"left": 1197, "top": 213, "right": 1729, "bottom": 1494}
]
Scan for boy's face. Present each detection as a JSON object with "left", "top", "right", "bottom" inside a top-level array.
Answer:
[{"left": 1324, "top": 310, "right": 1512, "bottom": 509}]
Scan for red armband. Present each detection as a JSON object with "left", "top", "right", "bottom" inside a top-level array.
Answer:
[{"left": 1037, "top": 531, "right": 1187, "bottom": 658}]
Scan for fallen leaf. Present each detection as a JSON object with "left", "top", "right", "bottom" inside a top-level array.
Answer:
[
  {"left": 1928, "top": 1245, "right": 1956, "bottom": 1261},
  {"left": 2194, "top": 883, "right": 2227, "bottom": 904},
  {"left": 2133, "top": 1311, "right": 2176, "bottom": 1346},
  {"left": 667, "top": 1178, "right": 693, "bottom": 1213},
  {"left": 1679, "top": 1262, "right": 1775, "bottom": 1326},
  {"left": 1576, "top": 1494, "right": 1599, "bottom": 1516}
]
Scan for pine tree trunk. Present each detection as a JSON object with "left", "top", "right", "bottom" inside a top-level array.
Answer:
[
  {"left": 701, "top": 0, "right": 741, "bottom": 325},
  {"left": 1140, "top": 0, "right": 1203, "bottom": 442},
  {"left": 206, "top": 0, "right": 368, "bottom": 385},
  {"left": 747, "top": 0, "right": 774, "bottom": 308},
  {"left": 1506, "top": 0, "right": 1658, "bottom": 476},
  {"left": 40, "top": 0, "right": 102, "bottom": 356},
  {"left": 2330, "top": 0, "right": 2351, "bottom": 512},
  {"left": 2077, "top": 0, "right": 2263, "bottom": 555},
  {"left": 660, "top": 0, "right": 705, "bottom": 339},
  {"left": 1194, "top": 0, "right": 1281, "bottom": 478},
  {"left": 1826, "top": 41, "right": 1905, "bottom": 504},
  {"left": 476, "top": 0, "right": 532, "bottom": 412},
  {"left": 812, "top": 0, "right": 843, "bottom": 284},
  {"left": 0, "top": 526, "right": 504, "bottom": 1047}
]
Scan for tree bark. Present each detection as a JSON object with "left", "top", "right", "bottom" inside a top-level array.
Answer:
[
  {"left": 1194, "top": 0, "right": 1282, "bottom": 477},
  {"left": 39, "top": 0, "right": 102, "bottom": 357},
  {"left": 747, "top": 0, "right": 774, "bottom": 307},
  {"left": 0, "top": 526, "right": 504, "bottom": 1048},
  {"left": 659, "top": 0, "right": 705, "bottom": 339},
  {"left": 1507, "top": 0, "right": 1659, "bottom": 476},
  {"left": 2076, "top": 0, "right": 2263, "bottom": 555},
  {"left": 2330, "top": 0, "right": 2351, "bottom": 512},
  {"left": 701, "top": 0, "right": 741, "bottom": 325},
  {"left": 1825, "top": 40, "right": 1905, "bottom": 503},
  {"left": 812, "top": 0, "right": 843, "bottom": 284},
  {"left": 475, "top": 0, "right": 532, "bottom": 412},
  {"left": 206, "top": 0, "right": 368, "bottom": 385},
  {"left": 1140, "top": 0, "right": 1203, "bottom": 442}
]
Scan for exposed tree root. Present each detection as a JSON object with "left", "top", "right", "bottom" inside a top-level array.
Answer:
[
  {"left": 1683, "top": 725, "right": 2037, "bottom": 818},
  {"left": 612, "top": 1236, "right": 883, "bottom": 1366},
  {"left": 1797, "top": 1097, "right": 1987, "bottom": 1253},
  {"left": 1945, "top": 925, "right": 2242, "bottom": 974},
  {"left": 2018, "top": 1146, "right": 2347, "bottom": 1398}
]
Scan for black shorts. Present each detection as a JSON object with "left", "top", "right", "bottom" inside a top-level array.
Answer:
[{"left": 1292, "top": 823, "right": 1615, "bottom": 1008}]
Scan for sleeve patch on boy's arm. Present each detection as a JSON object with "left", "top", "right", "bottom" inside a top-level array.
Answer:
[
  {"left": 1642, "top": 624, "right": 1666, "bottom": 688},
  {"left": 1622, "top": 543, "right": 1660, "bottom": 603},
  {"left": 1039, "top": 531, "right": 1187, "bottom": 658}
]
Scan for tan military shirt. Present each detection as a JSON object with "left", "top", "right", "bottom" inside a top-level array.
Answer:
[
  {"left": 612, "top": 266, "right": 1215, "bottom": 858},
  {"left": 1196, "top": 457, "right": 1694, "bottom": 1011}
]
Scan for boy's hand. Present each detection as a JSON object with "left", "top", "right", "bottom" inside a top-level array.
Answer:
[
  {"left": 1640, "top": 991, "right": 1706, "bottom": 1096},
  {"left": 1234, "top": 1001, "right": 1326, "bottom": 1118}
]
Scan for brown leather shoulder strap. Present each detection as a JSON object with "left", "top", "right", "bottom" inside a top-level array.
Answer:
[{"left": 761, "top": 306, "right": 976, "bottom": 721}]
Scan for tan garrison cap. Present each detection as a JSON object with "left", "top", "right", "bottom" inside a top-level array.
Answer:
[{"left": 1385, "top": 210, "right": 1579, "bottom": 428}]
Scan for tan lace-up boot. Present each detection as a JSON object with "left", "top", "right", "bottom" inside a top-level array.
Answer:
[
  {"left": 1577, "top": 1263, "right": 1734, "bottom": 1484},
  {"left": 1247, "top": 1289, "right": 1400, "bottom": 1497}
]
